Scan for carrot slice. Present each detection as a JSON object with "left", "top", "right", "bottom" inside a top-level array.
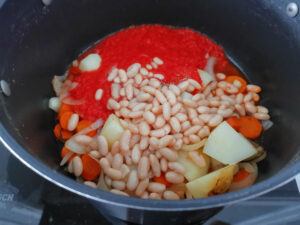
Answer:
[
  {"left": 233, "top": 169, "right": 250, "bottom": 182},
  {"left": 81, "top": 154, "right": 101, "bottom": 181},
  {"left": 60, "top": 111, "right": 73, "bottom": 130},
  {"left": 54, "top": 124, "right": 62, "bottom": 140},
  {"left": 61, "top": 129, "right": 73, "bottom": 140},
  {"left": 61, "top": 147, "right": 76, "bottom": 162},
  {"left": 58, "top": 103, "right": 73, "bottom": 120},
  {"left": 239, "top": 116, "right": 263, "bottom": 139},
  {"left": 225, "top": 76, "right": 247, "bottom": 93},
  {"left": 76, "top": 120, "right": 97, "bottom": 137},
  {"left": 226, "top": 117, "right": 241, "bottom": 132},
  {"left": 154, "top": 173, "right": 171, "bottom": 188}
]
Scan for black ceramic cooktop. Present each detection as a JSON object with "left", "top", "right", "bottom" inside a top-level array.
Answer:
[{"left": 0, "top": 142, "right": 299, "bottom": 225}]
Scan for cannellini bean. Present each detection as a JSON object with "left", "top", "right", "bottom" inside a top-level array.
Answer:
[
  {"left": 148, "top": 182, "right": 166, "bottom": 193},
  {"left": 184, "top": 125, "right": 202, "bottom": 136},
  {"left": 111, "top": 83, "right": 121, "bottom": 100},
  {"left": 159, "top": 148, "right": 177, "bottom": 162},
  {"left": 168, "top": 162, "right": 185, "bottom": 174},
  {"left": 97, "top": 135, "right": 108, "bottom": 156},
  {"left": 108, "top": 68, "right": 118, "bottom": 81},
  {"left": 165, "top": 171, "right": 184, "bottom": 184},
  {"left": 72, "top": 156, "right": 83, "bottom": 177},
  {"left": 208, "top": 114, "right": 223, "bottom": 127},
  {"left": 253, "top": 112, "right": 270, "bottom": 120},
  {"left": 112, "top": 153, "right": 123, "bottom": 170},
  {"left": 132, "top": 144, "right": 141, "bottom": 163},
  {"left": 170, "top": 117, "right": 181, "bottom": 133},
  {"left": 162, "top": 102, "right": 171, "bottom": 120},
  {"left": 160, "top": 158, "right": 168, "bottom": 172},
  {"left": 149, "top": 78, "right": 161, "bottom": 88},
  {"left": 149, "top": 154, "right": 161, "bottom": 177},
  {"left": 127, "top": 170, "right": 139, "bottom": 191},
  {"left": 138, "top": 156, "right": 150, "bottom": 179},
  {"left": 245, "top": 102, "right": 257, "bottom": 114},
  {"left": 120, "top": 130, "right": 131, "bottom": 152},
  {"left": 136, "top": 178, "right": 149, "bottom": 197},
  {"left": 118, "top": 69, "right": 128, "bottom": 83},
  {"left": 257, "top": 105, "right": 269, "bottom": 114},
  {"left": 139, "top": 121, "right": 150, "bottom": 136},
  {"left": 127, "top": 63, "right": 141, "bottom": 78},
  {"left": 247, "top": 84, "right": 261, "bottom": 93}
]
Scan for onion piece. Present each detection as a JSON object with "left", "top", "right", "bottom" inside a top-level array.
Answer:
[
  {"left": 204, "top": 56, "right": 217, "bottom": 76},
  {"left": 197, "top": 69, "right": 216, "bottom": 86},
  {"left": 229, "top": 163, "right": 258, "bottom": 191},
  {"left": 65, "top": 138, "right": 86, "bottom": 154},
  {"left": 180, "top": 138, "right": 207, "bottom": 151},
  {"left": 59, "top": 151, "right": 73, "bottom": 166},
  {"left": 62, "top": 97, "right": 84, "bottom": 105},
  {"left": 52, "top": 76, "right": 63, "bottom": 96},
  {"left": 97, "top": 171, "right": 110, "bottom": 191},
  {"left": 181, "top": 91, "right": 193, "bottom": 100},
  {"left": 59, "top": 79, "right": 73, "bottom": 100},
  {"left": 261, "top": 120, "right": 273, "bottom": 131},
  {"left": 76, "top": 118, "right": 103, "bottom": 136}
]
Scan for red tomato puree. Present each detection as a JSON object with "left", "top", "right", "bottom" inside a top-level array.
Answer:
[{"left": 68, "top": 25, "right": 241, "bottom": 121}]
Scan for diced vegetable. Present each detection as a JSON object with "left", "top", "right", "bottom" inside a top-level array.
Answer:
[
  {"left": 48, "top": 97, "right": 61, "bottom": 112},
  {"left": 178, "top": 150, "right": 210, "bottom": 181},
  {"left": 229, "top": 163, "right": 258, "bottom": 192},
  {"left": 197, "top": 69, "right": 215, "bottom": 86},
  {"left": 79, "top": 53, "right": 102, "bottom": 72},
  {"left": 238, "top": 116, "right": 263, "bottom": 139},
  {"left": 65, "top": 138, "right": 86, "bottom": 154},
  {"left": 81, "top": 154, "right": 102, "bottom": 181},
  {"left": 203, "top": 121, "right": 257, "bottom": 164},
  {"left": 100, "top": 114, "right": 124, "bottom": 148},
  {"left": 76, "top": 120, "right": 97, "bottom": 137},
  {"left": 186, "top": 164, "right": 236, "bottom": 198},
  {"left": 61, "top": 147, "right": 77, "bottom": 163},
  {"left": 226, "top": 117, "right": 240, "bottom": 131},
  {"left": 180, "top": 139, "right": 207, "bottom": 151}
]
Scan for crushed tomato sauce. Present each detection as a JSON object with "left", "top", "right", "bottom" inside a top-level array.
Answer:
[{"left": 68, "top": 25, "right": 242, "bottom": 121}]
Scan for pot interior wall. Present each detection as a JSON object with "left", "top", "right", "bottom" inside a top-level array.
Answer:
[{"left": 0, "top": 0, "right": 300, "bottom": 182}]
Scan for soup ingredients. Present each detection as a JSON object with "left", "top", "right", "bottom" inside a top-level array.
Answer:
[
  {"left": 100, "top": 114, "right": 125, "bottom": 147},
  {"left": 49, "top": 25, "right": 271, "bottom": 200},
  {"left": 186, "top": 164, "right": 236, "bottom": 198},
  {"left": 79, "top": 54, "right": 102, "bottom": 72},
  {"left": 229, "top": 163, "right": 258, "bottom": 191},
  {"left": 177, "top": 151, "right": 210, "bottom": 181},
  {"left": 203, "top": 121, "right": 257, "bottom": 164}
]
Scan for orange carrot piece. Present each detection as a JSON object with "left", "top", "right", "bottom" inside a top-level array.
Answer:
[
  {"left": 60, "top": 111, "right": 73, "bottom": 130},
  {"left": 81, "top": 154, "right": 101, "bottom": 181},
  {"left": 225, "top": 75, "right": 247, "bottom": 93},
  {"left": 226, "top": 117, "right": 241, "bottom": 132},
  {"left": 233, "top": 169, "right": 250, "bottom": 182},
  {"left": 54, "top": 124, "right": 62, "bottom": 140},
  {"left": 61, "top": 129, "right": 73, "bottom": 140},
  {"left": 239, "top": 116, "right": 263, "bottom": 139},
  {"left": 61, "top": 147, "right": 76, "bottom": 162},
  {"left": 76, "top": 120, "right": 97, "bottom": 137},
  {"left": 154, "top": 173, "right": 171, "bottom": 188},
  {"left": 58, "top": 103, "right": 73, "bottom": 120}
]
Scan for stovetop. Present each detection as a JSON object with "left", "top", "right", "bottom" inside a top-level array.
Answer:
[{"left": 0, "top": 143, "right": 299, "bottom": 225}]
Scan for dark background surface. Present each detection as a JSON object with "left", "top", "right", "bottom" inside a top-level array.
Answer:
[{"left": 0, "top": 142, "right": 299, "bottom": 225}]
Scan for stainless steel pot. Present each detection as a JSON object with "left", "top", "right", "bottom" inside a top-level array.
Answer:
[{"left": 0, "top": 0, "right": 299, "bottom": 224}]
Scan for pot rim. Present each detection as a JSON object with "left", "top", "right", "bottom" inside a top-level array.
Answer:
[{"left": 0, "top": 122, "right": 299, "bottom": 211}]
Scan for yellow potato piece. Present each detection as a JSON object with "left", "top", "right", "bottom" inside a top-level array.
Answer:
[
  {"left": 100, "top": 114, "right": 124, "bottom": 148},
  {"left": 177, "top": 150, "right": 210, "bottom": 182},
  {"left": 186, "top": 164, "right": 236, "bottom": 198}
]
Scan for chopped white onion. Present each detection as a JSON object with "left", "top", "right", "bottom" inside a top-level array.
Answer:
[
  {"left": 60, "top": 151, "right": 74, "bottom": 166},
  {"left": 48, "top": 97, "right": 61, "bottom": 112},
  {"left": 97, "top": 171, "right": 110, "bottom": 191},
  {"left": 79, "top": 54, "right": 102, "bottom": 72},
  {"left": 62, "top": 97, "right": 84, "bottom": 105},
  {"left": 52, "top": 76, "right": 63, "bottom": 96},
  {"left": 180, "top": 139, "right": 207, "bottom": 151},
  {"left": 198, "top": 69, "right": 215, "bottom": 86},
  {"left": 65, "top": 138, "right": 86, "bottom": 154},
  {"left": 76, "top": 118, "right": 103, "bottom": 136},
  {"left": 204, "top": 56, "right": 217, "bottom": 76},
  {"left": 262, "top": 120, "right": 274, "bottom": 131},
  {"left": 59, "top": 79, "right": 73, "bottom": 100}
]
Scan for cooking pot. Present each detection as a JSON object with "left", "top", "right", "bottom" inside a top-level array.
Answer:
[{"left": 0, "top": 0, "right": 300, "bottom": 224}]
